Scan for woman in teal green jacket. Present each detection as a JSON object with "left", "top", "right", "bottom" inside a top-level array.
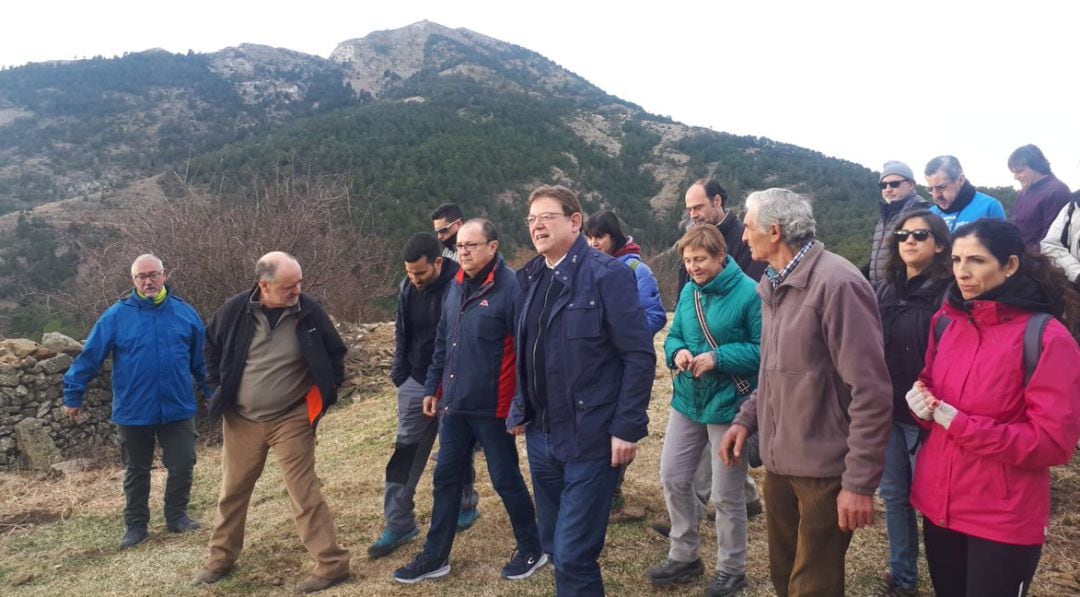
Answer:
[{"left": 646, "top": 225, "right": 761, "bottom": 596}]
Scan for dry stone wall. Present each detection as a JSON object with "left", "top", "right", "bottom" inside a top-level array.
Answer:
[{"left": 0, "top": 334, "right": 115, "bottom": 470}]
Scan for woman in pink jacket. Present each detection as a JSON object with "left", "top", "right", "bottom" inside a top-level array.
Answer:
[{"left": 907, "top": 219, "right": 1080, "bottom": 597}]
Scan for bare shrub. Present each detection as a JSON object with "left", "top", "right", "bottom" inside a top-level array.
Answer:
[{"left": 67, "top": 175, "right": 396, "bottom": 324}]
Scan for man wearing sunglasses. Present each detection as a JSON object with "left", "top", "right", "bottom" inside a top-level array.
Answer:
[
  {"left": 63, "top": 254, "right": 210, "bottom": 550},
  {"left": 431, "top": 203, "right": 465, "bottom": 261},
  {"left": 868, "top": 161, "right": 928, "bottom": 284},
  {"left": 925, "top": 155, "right": 1005, "bottom": 232}
]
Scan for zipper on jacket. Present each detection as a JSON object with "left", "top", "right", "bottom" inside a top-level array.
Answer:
[{"left": 531, "top": 277, "right": 557, "bottom": 433}]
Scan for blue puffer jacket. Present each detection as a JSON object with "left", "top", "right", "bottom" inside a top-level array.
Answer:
[
  {"left": 63, "top": 290, "right": 209, "bottom": 426},
  {"left": 614, "top": 247, "right": 667, "bottom": 336},
  {"left": 930, "top": 190, "right": 1006, "bottom": 232},
  {"left": 509, "top": 235, "right": 656, "bottom": 461},
  {"left": 424, "top": 255, "right": 520, "bottom": 419}
]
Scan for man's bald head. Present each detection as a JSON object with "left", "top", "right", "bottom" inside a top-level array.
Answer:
[{"left": 255, "top": 251, "right": 303, "bottom": 308}]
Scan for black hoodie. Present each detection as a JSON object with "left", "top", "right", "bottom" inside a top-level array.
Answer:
[{"left": 391, "top": 259, "right": 461, "bottom": 387}]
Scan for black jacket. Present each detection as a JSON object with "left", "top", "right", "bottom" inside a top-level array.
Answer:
[
  {"left": 390, "top": 259, "right": 460, "bottom": 387},
  {"left": 205, "top": 288, "right": 347, "bottom": 428},
  {"left": 875, "top": 273, "right": 950, "bottom": 424}
]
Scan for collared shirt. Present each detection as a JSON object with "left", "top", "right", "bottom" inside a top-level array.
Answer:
[{"left": 765, "top": 241, "right": 815, "bottom": 289}]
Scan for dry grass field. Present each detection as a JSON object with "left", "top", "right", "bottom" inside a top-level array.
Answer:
[{"left": 2, "top": 325, "right": 1079, "bottom": 596}]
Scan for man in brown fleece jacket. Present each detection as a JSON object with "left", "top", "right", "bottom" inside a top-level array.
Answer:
[{"left": 719, "top": 188, "right": 891, "bottom": 597}]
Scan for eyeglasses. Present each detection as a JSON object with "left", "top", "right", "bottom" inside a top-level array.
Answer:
[
  {"left": 133, "top": 271, "right": 163, "bottom": 282},
  {"left": 457, "top": 241, "right": 491, "bottom": 252},
  {"left": 894, "top": 229, "right": 932, "bottom": 242},
  {"left": 525, "top": 212, "right": 566, "bottom": 227},
  {"left": 435, "top": 219, "right": 461, "bottom": 235},
  {"left": 878, "top": 180, "right": 907, "bottom": 190},
  {"left": 927, "top": 183, "right": 951, "bottom": 194}
]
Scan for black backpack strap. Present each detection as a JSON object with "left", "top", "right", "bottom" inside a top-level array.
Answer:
[
  {"left": 1062, "top": 201, "right": 1076, "bottom": 250},
  {"left": 933, "top": 315, "right": 951, "bottom": 344},
  {"left": 1023, "top": 313, "right": 1052, "bottom": 385}
]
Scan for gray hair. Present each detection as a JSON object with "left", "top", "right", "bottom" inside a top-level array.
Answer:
[
  {"left": 463, "top": 217, "right": 499, "bottom": 243},
  {"left": 254, "top": 251, "right": 299, "bottom": 282},
  {"left": 130, "top": 253, "right": 163, "bottom": 274},
  {"left": 924, "top": 155, "right": 964, "bottom": 181},
  {"left": 745, "top": 188, "right": 816, "bottom": 246}
]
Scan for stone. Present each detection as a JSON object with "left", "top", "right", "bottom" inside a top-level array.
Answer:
[
  {"left": 42, "top": 332, "right": 84, "bottom": 356},
  {"left": 38, "top": 354, "right": 74, "bottom": 376},
  {"left": 0, "top": 373, "right": 19, "bottom": 386},
  {"left": 14, "top": 417, "right": 62, "bottom": 471},
  {"left": 51, "top": 458, "right": 93, "bottom": 475},
  {"left": 0, "top": 338, "right": 40, "bottom": 359},
  {"left": 31, "top": 347, "right": 58, "bottom": 360},
  {"left": 0, "top": 436, "right": 14, "bottom": 452}
]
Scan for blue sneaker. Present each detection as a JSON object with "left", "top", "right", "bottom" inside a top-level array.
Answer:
[
  {"left": 367, "top": 526, "right": 419, "bottom": 559},
  {"left": 393, "top": 552, "right": 451, "bottom": 584},
  {"left": 456, "top": 508, "right": 479, "bottom": 533}
]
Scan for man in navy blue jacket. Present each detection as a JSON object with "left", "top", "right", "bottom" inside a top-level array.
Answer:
[
  {"left": 393, "top": 219, "right": 544, "bottom": 584},
  {"left": 509, "top": 185, "right": 656, "bottom": 596},
  {"left": 64, "top": 254, "right": 210, "bottom": 550}
]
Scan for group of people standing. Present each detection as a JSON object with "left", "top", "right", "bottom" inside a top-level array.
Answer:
[{"left": 59, "top": 144, "right": 1080, "bottom": 597}]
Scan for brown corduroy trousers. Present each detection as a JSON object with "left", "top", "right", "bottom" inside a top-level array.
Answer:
[
  {"left": 204, "top": 403, "right": 350, "bottom": 579},
  {"left": 763, "top": 472, "right": 852, "bottom": 597}
]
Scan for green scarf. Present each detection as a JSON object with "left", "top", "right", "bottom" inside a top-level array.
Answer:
[{"left": 137, "top": 287, "right": 168, "bottom": 306}]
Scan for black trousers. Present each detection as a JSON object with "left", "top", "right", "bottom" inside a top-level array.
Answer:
[
  {"left": 117, "top": 418, "right": 197, "bottom": 528},
  {"left": 923, "top": 517, "right": 1042, "bottom": 597}
]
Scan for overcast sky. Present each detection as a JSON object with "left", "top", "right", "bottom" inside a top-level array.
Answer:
[{"left": 3, "top": 0, "right": 1077, "bottom": 189}]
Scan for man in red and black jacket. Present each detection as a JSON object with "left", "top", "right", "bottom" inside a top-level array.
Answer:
[
  {"left": 192, "top": 251, "right": 351, "bottom": 595},
  {"left": 392, "top": 219, "right": 544, "bottom": 585}
]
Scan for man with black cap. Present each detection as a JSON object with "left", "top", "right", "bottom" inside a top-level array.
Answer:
[{"left": 868, "top": 161, "right": 929, "bottom": 285}]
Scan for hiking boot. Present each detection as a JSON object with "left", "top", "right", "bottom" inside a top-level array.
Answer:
[
  {"left": 501, "top": 549, "right": 548, "bottom": 580},
  {"left": 167, "top": 514, "right": 202, "bottom": 533},
  {"left": 874, "top": 573, "right": 918, "bottom": 597},
  {"left": 746, "top": 499, "right": 763, "bottom": 520},
  {"left": 118, "top": 524, "right": 148, "bottom": 550},
  {"left": 295, "top": 573, "right": 348, "bottom": 594},
  {"left": 367, "top": 526, "right": 419, "bottom": 559},
  {"left": 649, "top": 515, "right": 671, "bottom": 538},
  {"left": 705, "top": 571, "right": 747, "bottom": 596},
  {"left": 456, "top": 508, "right": 479, "bottom": 533},
  {"left": 609, "top": 505, "right": 646, "bottom": 524},
  {"left": 646, "top": 558, "right": 704, "bottom": 587},
  {"left": 393, "top": 553, "right": 451, "bottom": 584},
  {"left": 190, "top": 567, "right": 230, "bottom": 586}
]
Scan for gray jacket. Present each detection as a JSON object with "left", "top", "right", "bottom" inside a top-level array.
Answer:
[{"left": 868, "top": 192, "right": 929, "bottom": 285}]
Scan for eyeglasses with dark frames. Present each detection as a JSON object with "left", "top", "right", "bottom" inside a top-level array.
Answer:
[
  {"left": 893, "top": 229, "right": 932, "bottom": 242},
  {"left": 878, "top": 180, "right": 907, "bottom": 190}
]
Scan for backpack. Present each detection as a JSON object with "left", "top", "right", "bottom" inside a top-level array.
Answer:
[{"left": 933, "top": 312, "right": 1052, "bottom": 385}]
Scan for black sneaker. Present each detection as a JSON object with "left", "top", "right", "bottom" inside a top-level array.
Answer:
[
  {"left": 746, "top": 499, "right": 763, "bottom": 520},
  {"left": 705, "top": 571, "right": 747, "bottom": 597},
  {"left": 646, "top": 558, "right": 704, "bottom": 587},
  {"left": 167, "top": 514, "right": 202, "bottom": 533},
  {"left": 501, "top": 550, "right": 548, "bottom": 580},
  {"left": 118, "top": 524, "right": 148, "bottom": 550},
  {"left": 393, "top": 553, "right": 451, "bottom": 584}
]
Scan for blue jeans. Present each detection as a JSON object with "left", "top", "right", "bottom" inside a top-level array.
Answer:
[
  {"left": 879, "top": 422, "right": 921, "bottom": 590},
  {"left": 421, "top": 414, "right": 540, "bottom": 563},
  {"left": 526, "top": 430, "right": 620, "bottom": 596}
]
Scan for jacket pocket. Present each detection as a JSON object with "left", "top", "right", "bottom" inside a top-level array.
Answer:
[{"left": 565, "top": 300, "right": 601, "bottom": 338}]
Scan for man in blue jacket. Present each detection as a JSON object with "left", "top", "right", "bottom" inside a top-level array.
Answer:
[
  {"left": 925, "top": 155, "right": 1006, "bottom": 231},
  {"left": 509, "top": 185, "right": 656, "bottom": 596},
  {"left": 393, "top": 219, "right": 543, "bottom": 584},
  {"left": 63, "top": 254, "right": 209, "bottom": 550}
]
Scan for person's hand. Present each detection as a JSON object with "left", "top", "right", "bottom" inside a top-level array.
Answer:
[
  {"left": 690, "top": 352, "right": 717, "bottom": 378},
  {"left": 611, "top": 437, "right": 637, "bottom": 467},
  {"left": 63, "top": 406, "right": 83, "bottom": 423},
  {"left": 673, "top": 349, "right": 693, "bottom": 372},
  {"left": 837, "top": 489, "right": 874, "bottom": 532},
  {"left": 905, "top": 382, "right": 933, "bottom": 420},
  {"left": 422, "top": 396, "right": 439, "bottom": 418},
  {"left": 508, "top": 424, "right": 526, "bottom": 436},
  {"left": 929, "top": 399, "right": 958, "bottom": 429},
  {"left": 718, "top": 424, "right": 749, "bottom": 467}
]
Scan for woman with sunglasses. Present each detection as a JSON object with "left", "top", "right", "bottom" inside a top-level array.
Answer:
[
  {"left": 872, "top": 210, "right": 951, "bottom": 597},
  {"left": 907, "top": 219, "right": 1080, "bottom": 597},
  {"left": 646, "top": 224, "right": 760, "bottom": 596}
]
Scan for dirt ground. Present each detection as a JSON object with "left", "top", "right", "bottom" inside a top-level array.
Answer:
[{"left": 1, "top": 322, "right": 1079, "bottom": 596}]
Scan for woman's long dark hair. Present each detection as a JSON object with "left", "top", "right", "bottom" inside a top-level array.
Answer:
[
  {"left": 884, "top": 210, "right": 953, "bottom": 282},
  {"left": 953, "top": 219, "right": 1080, "bottom": 337},
  {"left": 583, "top": 210, "right": 628, "bottom": 254}
]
